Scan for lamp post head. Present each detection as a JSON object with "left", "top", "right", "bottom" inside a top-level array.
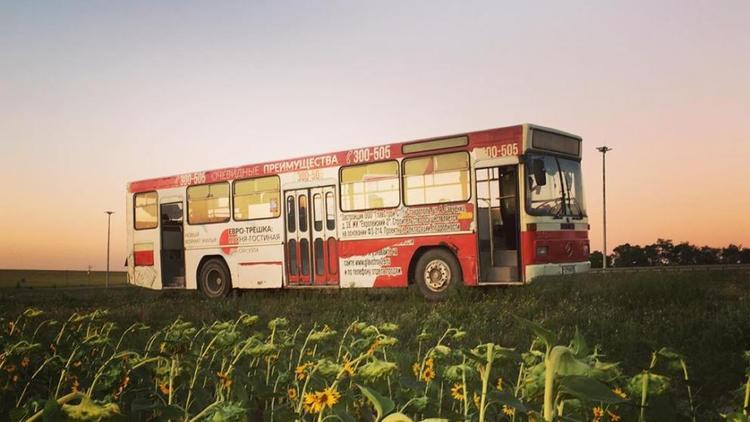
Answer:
[
  {"left": 596, "top": 146, "right": 613, "bottom": 153},
  {"left": 105, "top": 211, "right": 115, "bottom": 215}
]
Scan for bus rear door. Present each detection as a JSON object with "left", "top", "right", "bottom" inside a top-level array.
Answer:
[{"left": 159, "top": 202, "right": 185, "bottom": 288}]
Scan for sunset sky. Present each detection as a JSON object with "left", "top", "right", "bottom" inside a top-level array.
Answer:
[{"left": 1, "top": 1, "right": 748, "bottom": 270}]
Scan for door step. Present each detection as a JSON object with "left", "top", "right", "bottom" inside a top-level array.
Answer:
[
  {"left": 486, "top": 266, "right": 519, "bottom": 283},
  {"left": 163, "top": 276, "right": 185, "bottom": 288},
  {"left": 493, "top": 250, "right": 518, "bottom": 266}
]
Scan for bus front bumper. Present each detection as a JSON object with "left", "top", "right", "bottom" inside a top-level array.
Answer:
[{"left": 525, "top": 261, "right": 591, "bottom": 282}]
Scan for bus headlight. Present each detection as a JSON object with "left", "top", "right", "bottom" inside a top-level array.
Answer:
[
  {"left": 583, "top": 244, "right": 590, "bottom": 256},
  {"left": 536, "top": 245, "right": 549, "bottom": 258}
]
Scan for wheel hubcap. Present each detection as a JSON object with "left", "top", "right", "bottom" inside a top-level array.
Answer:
[
  {"left": 423, "top": 260, "right": 451, "bottom": 292},
  {"left": 206, "top": 270, "right": 223, "bottom": 294}
]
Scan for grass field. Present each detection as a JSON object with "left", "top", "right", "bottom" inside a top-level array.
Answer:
[
  {"left": 0, "top": 269, "right": 127, "bottom": 288},
  {"left": 1, "top": 270, "right": 749, "bottom": 420}
]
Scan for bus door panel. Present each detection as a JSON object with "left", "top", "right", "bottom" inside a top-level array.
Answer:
[
  {"left": 310, "top": 186, "right": 339, "bottom": 285},
  {"left": 285, "top": 190, "right": 312, "bottom": 284},
  {"left": 160, "top": 202, "right": 185, "bottom": 288}
]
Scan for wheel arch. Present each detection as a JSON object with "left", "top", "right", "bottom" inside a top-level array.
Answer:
[
  {"left": 407, "top": 243, "right": 463, "bottom": 286},
  {"left": 196, "top": 255, "right": 231, "bottom": 292}
]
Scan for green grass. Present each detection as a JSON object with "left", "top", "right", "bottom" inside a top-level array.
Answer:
[
  {"left": 1, "top": 270, "right": 749, "bottom": 419},
  {"left": 0, "top": 269, "right": 127, "bottom": 288}
]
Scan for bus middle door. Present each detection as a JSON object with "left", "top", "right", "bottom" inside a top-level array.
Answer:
[
  {"left": 285, "top": 190, "right": 312, "bottom": 285},
  {"left": 285, "top": 186, "right": 340, "bottom": 286}
]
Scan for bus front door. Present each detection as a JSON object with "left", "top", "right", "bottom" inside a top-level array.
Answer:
[
  {"left": 475, "top": 166, "right": 521, "bottom": 283},
  {"left": 285, "top": 186, "right": 339, "bottom": 286},
  {"left": 160, "top": 202, "right": 185, "bottom": 288}
]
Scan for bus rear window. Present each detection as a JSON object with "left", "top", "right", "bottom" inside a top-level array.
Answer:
[
  {"left": 233, "top": 176, "right": 280, "bottom": 221},
  {"left": 187, "top": 182, "right": 230, "bottom": 224},
  {"left": 340, "top": 161, "right": 400, "bottom": 211},
  {"left": 134, "top": 191, "right": 158, "bottom": 230},
  {"left": 403, "top": 152, "right": 470, "bottom": 206}
]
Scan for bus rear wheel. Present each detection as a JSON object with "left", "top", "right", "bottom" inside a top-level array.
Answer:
[
  {"left": 415, "top": 249, "right": 460, "bottom": 301},
  {"left": 198, "top": 259, "right": 232, "bottom": 299}
]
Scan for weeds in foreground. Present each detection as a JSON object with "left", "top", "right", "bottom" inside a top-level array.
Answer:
[{"left": 0, "top": 307, "right": 743, "bottom": 421}]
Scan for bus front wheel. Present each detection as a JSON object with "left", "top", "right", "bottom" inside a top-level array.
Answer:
[
  {"left": 414, "top": 249, "right": 460, "bottom": 301},
  {"left": 198, "top": 259, "right": 232, "bottom": 299}
]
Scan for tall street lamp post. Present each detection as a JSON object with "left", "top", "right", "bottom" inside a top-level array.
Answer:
[
  {"left": 596, "top": 147, "right": 612, "bottom": 269},
  {"left": 105, "top": 211, "right": 114, "bottom": 288}
]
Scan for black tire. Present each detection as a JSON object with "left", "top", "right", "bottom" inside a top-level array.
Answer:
[
  {"left": 198, "top": 259, "right": 232, "bottom": 299},
  {"left": 414, "top": 248, "right": 461, "bottom": 301}
]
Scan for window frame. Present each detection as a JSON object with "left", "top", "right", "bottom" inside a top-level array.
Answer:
[
  {"left": 133, "top": 191, "right": 159, "bottom": 231},
  {"left": 338, "top": 159, "right": 401, "bottom": 212},
  {"left": 232, "top": 175, "right": 281, "bottom": 222},
  {"left": 523, "top": 152, "right": 586, "bottom": 218},
  {"left": 402, "top": 135, "right": 469, "bottom": 154},
  {"left": 401, "top": 151, "right": 472, "bottom": 207},
  {"left": 186, "top": 181, "right": 232, "bottom": 226}
]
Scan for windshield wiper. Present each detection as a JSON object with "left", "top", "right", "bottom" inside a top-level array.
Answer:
[
  {"left": 553, "top": 157, "right": 567, "bottom": 219},
  {"left": 553, "top": 196, "right": 565, "bottom": 219}
]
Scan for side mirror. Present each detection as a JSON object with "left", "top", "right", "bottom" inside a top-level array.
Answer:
[{"left": 532, "top": 159, "right": 547, "bottom": 186}]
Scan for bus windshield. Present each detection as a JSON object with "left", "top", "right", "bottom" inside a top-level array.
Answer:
[{"left": 525, "top": 154, "right": 586, "bottom": 218}]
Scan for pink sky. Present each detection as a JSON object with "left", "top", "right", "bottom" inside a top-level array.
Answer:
[{"left": 1, "top": 1, "right": 748, "bottom": 270}]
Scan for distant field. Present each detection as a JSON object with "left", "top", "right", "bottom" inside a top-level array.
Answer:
[{"left": 0, "top": 269, "right": 127, "bottom": 288}]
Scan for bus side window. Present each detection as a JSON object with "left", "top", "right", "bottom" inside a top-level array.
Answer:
[
  {"left": 288, "top": 239, "right": 297, "bottom": 275},
  {"left": 286, "top": 196, "right": 296, "bottom": 232},
  {"left": 325, "top": 191, "right": 336, "bottom": 230},
  {"left": 313, "top": 194, "right": 323, "bottom": 231},
  {"left": 134, "top": 191, "right": 158, "bottom": 230},
  {"left": 298, "top": 194, "right": 308, "bottom": 232}
]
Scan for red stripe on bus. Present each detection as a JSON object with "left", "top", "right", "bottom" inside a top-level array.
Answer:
[
  {"left": 339, "top": 233, "right": 478, "bottom": 288},
  {"left": 128, "top": 126, "right": 523, "bottom": 193},
  {"left": 239, "top": 261, "right": 283, "bottom": 266},
  {"left": 520, "top": 230, "right": 590, "bottom": 269}
]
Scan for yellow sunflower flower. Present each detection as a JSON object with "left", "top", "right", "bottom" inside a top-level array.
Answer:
[
  {"left": 450, "top": 383, "right": 465, "bottom": 401},
  {"left": 288, "top": 387, "right": 298, "bottom": 401},
  {"left": 607, "top": 410, "right": 622, "bottom": 422},
  {"left": 412, "top": 362, "right": 421, "bottom": 378},
  {"left": 473, "top": 392, "right": 481, "bottom": 410},
  {"left": 295, "top": 363, "right": 310, "bottom": 380},
  {"left": 502, "top": 404, "right": 515, "bottom": 417},
  {"left": 303, "top": 392, "right": 320, "bottom": 414},
  {"left": 216, "top": 371, "right": 232, "bottom": 389},
  {"left": 158, "top": 381, "right": 170, "bottom": 395},
  {"left": 319, "top": 386, "right": 341, "bottom": 408},
  {"left": 612, "top": 387, "right": 627, "bottom": 399},
  {"left": 422, "top": 366, "right": 435, "bottom": 382},
  {"left": 592, "top": 406, "right": 604, "bottom": 421},
  {"left": 342, "top": 358, "right": 355, "bottom": 377},
  {"left": 21, "top": 356, "right": 30, "bottom": 368},
  {"left": 367, "top": 338, "right": 381, "bottom": 356}
]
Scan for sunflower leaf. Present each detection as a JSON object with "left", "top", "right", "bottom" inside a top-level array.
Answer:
[{"left": 357, "top": 384, "right": 395, "bottom": 421}]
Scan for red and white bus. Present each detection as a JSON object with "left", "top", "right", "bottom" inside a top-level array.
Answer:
[{"left": 126, "top": 123, "right": 590, "bottom": 299}]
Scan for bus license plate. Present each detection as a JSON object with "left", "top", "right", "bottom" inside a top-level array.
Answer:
[{"left": 562, "top": 265, "right": 575, "bottom": 275}]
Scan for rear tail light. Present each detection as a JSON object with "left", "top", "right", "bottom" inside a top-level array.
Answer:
[{"left": 536, "top": 245, "right": 549, "bottom": 258}]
